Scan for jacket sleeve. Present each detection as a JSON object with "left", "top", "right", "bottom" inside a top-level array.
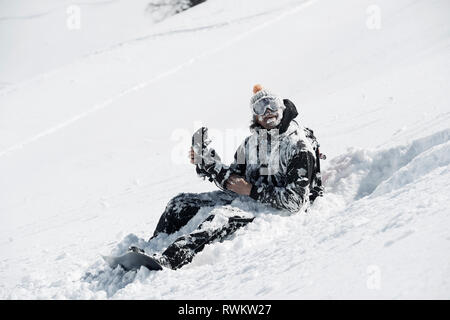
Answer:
[
  {"left": 228, "top": 140, "right": 247, "bottom": 176},
  {"left": 249, "top": 148, "right": 315, "bottom": 212},
  {"left": 195, "top": 140, "right": 247, "bottom": 188}
]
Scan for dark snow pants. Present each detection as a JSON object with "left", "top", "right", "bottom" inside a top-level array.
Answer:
[{"left": 152, "top": 191, "right": 254, "bottom": 269}]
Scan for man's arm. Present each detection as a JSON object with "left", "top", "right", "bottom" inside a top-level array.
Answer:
[
  {"left": 249, "top": 149, "right": 315, "bottom": 213},
  {"left": 193, "top": 140, "right": 248, "bottom": 189}
]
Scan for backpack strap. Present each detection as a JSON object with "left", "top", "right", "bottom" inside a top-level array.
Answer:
[{"left": 304, "top": 127, "right": 325, "bottom": 202}]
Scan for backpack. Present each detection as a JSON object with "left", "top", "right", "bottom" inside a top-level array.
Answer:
[{"left": 304, "top": 127, "right": 325, "bottom": 202}]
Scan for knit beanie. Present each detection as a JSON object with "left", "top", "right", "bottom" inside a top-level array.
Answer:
[{"left": 250, "top": 84, "right": 284, "bottom": 111}]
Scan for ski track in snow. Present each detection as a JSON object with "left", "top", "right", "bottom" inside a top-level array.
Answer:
[
  {"left": 0, "top": 1, "right": 298, "bottom": 98},
  {"left": 0, "top": 0, "right": 316, "bottom": 159}
]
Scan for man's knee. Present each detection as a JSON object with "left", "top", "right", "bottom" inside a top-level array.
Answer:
[
  {"left": 153, "top": 193, "right": 203, "bottom": 237},
  {"left": 168, "top": 192, "right": 197, "bottom": 206},
  {"left": 152, "top": 191, "right": 238, "bottom": 238}
]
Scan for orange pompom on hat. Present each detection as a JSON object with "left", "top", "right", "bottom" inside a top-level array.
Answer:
[{"left": 253, "top": 84, "right": 263, "bottom": 94}]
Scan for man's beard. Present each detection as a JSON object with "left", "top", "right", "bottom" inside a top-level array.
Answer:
[{"left": 258, "top": 108, "right": 284, "bottom": 128}]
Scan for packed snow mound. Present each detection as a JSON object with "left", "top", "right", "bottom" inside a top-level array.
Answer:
[
  {"left": 6, "top": 130, "right": 450, "bottom": 299},
  {"left": 325, "top": 129, "right": 450, "bottom": 200}
]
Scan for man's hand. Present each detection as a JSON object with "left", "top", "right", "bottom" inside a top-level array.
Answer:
[{"left": 225, "top": 174, "right": 253, "bottom": 196}]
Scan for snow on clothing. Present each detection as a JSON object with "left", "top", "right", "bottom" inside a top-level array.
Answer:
[
  {"left": 152, "top": 99, "right": 320, "bottom": 269},
  {"left": 153, "top": 191, "right": 253, "bottom": 269},
  {"left": 195, "top": 99, "right": 319, "bottom": 213}
]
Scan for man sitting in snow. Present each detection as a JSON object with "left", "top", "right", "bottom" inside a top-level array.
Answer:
[{"left": 150, "top": 85, "right": 323, "bottom": 270}]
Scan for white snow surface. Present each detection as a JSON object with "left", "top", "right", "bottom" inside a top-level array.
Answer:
[{"left": 1, "top": 0, "right": 450, "bottom": 299}]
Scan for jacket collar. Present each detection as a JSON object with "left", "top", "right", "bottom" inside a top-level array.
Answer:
[{"left": 278, "top": 99, "right": 299, "bottom": 134}]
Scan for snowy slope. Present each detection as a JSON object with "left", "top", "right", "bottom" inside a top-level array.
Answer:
[
  {"left": 0, "top": 0, "right": 156, "bottom": 86},
  {"left": 0, "top": 0, "right": 449, "bottom": 299}
]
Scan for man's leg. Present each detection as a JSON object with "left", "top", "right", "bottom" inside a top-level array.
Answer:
[
  {"left": 151, "top": 190, "right": 237, "bottom": 239},
  {"left": 160, "top": 209, "right": 254, "bottom": 269}
]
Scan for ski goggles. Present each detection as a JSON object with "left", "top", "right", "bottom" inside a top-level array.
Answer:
[{"left": 252, "top": 97, "right": 282, "bottom": 116}]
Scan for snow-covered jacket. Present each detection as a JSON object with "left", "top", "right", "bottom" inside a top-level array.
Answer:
[{"left": 195, "top": 99, "right": 317, "bottom": 213}]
